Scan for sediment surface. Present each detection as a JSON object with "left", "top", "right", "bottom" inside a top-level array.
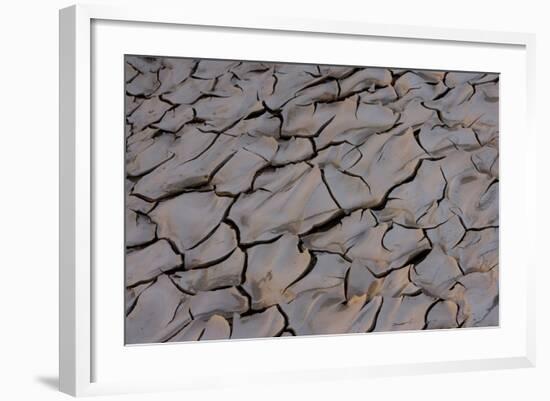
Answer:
[{"left": 124, "top": 56, "right": 499, "bottom": 344}]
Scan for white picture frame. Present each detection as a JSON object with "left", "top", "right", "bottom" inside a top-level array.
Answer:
[{"left": 59, "top": 3, "right": 536, "bottom": 397}]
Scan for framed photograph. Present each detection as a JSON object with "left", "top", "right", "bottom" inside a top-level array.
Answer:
[{"left": 59, "top": 4, "right": 536, "bottom": 396}]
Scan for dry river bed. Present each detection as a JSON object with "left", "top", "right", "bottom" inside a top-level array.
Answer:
[{"left": 124, "top": 56, "right": 499, "bottom": 344}]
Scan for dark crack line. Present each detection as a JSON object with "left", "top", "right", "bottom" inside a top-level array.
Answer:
[
  {"left": 431, "top": 86, "right": 452, "bottom": 101},
  {"left": 309, "top": 248, "right": 352, "bottom": 263},
  {"left": 338, "top": 168, "right": 372, "bottom": 194},
  {"left": 299, "top": 209, "right": 346, "bottom": 237},
  {"left": 370, "top": 156, "right": 445, "bottom": 212},
  {"left": 380, "top": 226, "right": 393, "bottom": 252},
  {"left": 346, "top": 146, "right": 364, "bottom": 171},
  {"left": 125, "top": 280, "right": 155, "bottom": 316},
  {"left": 240, "top": 234, "right": 285, "bottom": 249},
  {"left": 239, "top": 247, "right": 249, "bottom": 286},
  {"left": 412, "top": 128, "right": 431, "bottom": 155},
  {"left": 343, "top": 264, "right": 352, "bottom": 301},
  {"left": 366, "top": 297, "right": 384, "bottom": 332},
  {"left": 283, "top": 252, "right": 317, "bottom": 293},
  {"left": 422, "top": 298, "right": 443, "bottom": 330},
  {"left": 275, "top": 304, "right": 292, "bottom": 336},
  {"left": 163, "top": 319, "right": 195, "bottom": 343},
  {"left": 320, "top": 168, "right": 343, "bottom": 209},
  {"left": 235, "top": 285, "right": 253, "bottom": 313}
]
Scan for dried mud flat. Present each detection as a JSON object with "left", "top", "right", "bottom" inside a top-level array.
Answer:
[{"left": 124, "top": 56, "right": 499, "bottom": 344}]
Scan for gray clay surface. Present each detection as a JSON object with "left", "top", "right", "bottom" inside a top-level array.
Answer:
[{"left": 124, "top": 56, "right": 499, "bottom": 344}]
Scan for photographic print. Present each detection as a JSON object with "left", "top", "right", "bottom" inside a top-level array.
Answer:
[{"left": 124, "top": 56, "right": 499, "bottom": 344}]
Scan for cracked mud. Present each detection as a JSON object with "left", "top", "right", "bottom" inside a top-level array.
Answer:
[{"left": 124, "top": 56, "right": 499, "bottom": 344}]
